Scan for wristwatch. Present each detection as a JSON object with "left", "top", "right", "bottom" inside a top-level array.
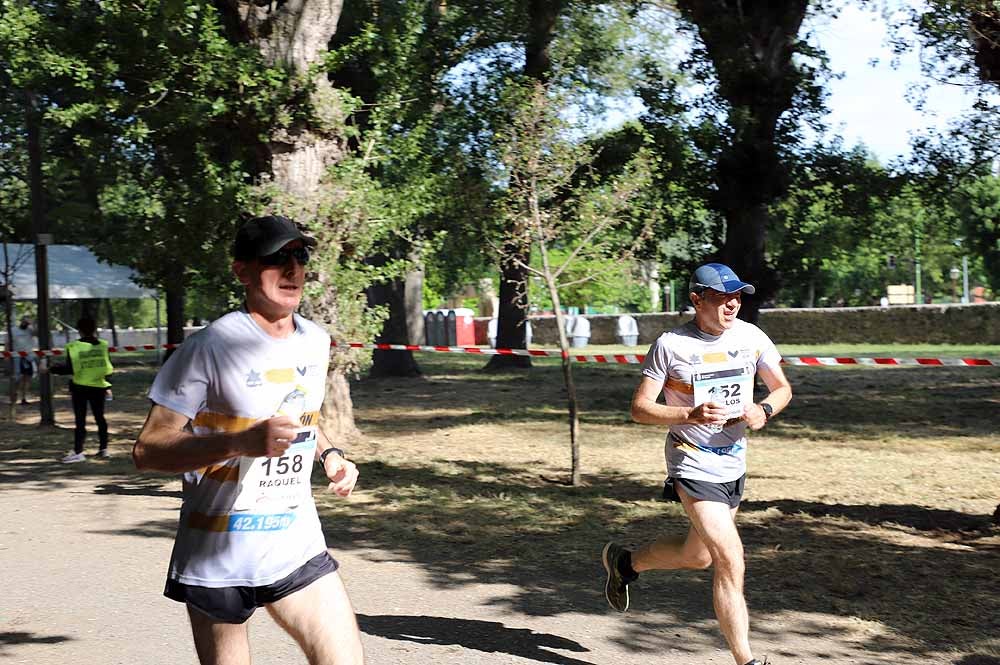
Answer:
[
  {"left": 319, "top": 447, "right": 346, "bottom": 466},
  {"left": 759, "top": 403, "right": 774, "bottom": 421}
]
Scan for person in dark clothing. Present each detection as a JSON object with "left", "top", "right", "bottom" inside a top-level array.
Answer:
[{"left": 51, "top": 317, "right": 114, "bottom": 462}]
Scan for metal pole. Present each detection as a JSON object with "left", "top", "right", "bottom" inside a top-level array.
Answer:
[
  {"left": 669, "top": 279, "right": 676, "bottom": 313},
  {"left": 913, "top": 232, "right": 922, "bottom": 305},
  {"left": 155, "top": 293, "right": 162, "bottom": 364},
  {"left": 962, "top": 256, "right": 969, "bottom": 304},
  {"left": 26, "top": 90, "right": 54, "bottom": 425}
]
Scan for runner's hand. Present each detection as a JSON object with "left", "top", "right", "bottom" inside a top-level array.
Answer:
[
  {"left": 742, "top": 404, "right": 768, "bottom": 431},
  {"left": 240, "top": 416, "right": 297, "bottom": 457},
  {"left": 323, "top": 453, "right": 359, "bottom": 497},
  {"left": 687, "top": 402, "right": 728, "bottom": 426}
]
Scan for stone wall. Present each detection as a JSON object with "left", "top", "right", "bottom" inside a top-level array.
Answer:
[{"left": 519, "top": 302, "right": 1000, "bottom": 346}]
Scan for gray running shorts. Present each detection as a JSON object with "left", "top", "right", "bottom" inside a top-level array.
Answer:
[
  {"left": 164, "top": 550, "right": 339, "bottom": 624},
  {"left": 663, "top": 474, "right": 746, "bottom": 509}
]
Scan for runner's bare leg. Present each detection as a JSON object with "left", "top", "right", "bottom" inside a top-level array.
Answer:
[
  {"left": 266, "top": 570, "right": 364, "bottom": 665},
  {"left": 187, "top": 606, "right": 251, "bottom": 665},
  {"left": 676, "top": 488, "right": 753, "bottom": 665}
]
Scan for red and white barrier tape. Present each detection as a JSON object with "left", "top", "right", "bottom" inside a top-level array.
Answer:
[
  {"left": 780, "top": 356, "right": 996, "bottom": 367},
  {"left": 0, "top": 344, "right": 181, "bottom": 359},
  {"left": 334, "top": 341, "right": 646, "bottom": 364},
  {"left": 2, "top": 344, "right": 996, "bottom": 366}
]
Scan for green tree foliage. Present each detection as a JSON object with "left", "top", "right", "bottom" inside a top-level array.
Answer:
[
  {"left": 770, "top": 146, "right": 898, "bottom": 306},
  {"left": 494, "top": 79, "right": 655, "bottom": 483},
  {"left": 0, "top": 1, "right": 294, "bottom": 327},
  {"left": 886, "top": 1, "right": 999, "bottom": 294},
  {"left": 952, "top": 172, "right": 1000, "bottom": 293}
]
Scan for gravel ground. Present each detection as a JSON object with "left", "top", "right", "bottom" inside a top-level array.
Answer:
[{"left": 2, "top": 448, "right": 969, "bottom": 665}]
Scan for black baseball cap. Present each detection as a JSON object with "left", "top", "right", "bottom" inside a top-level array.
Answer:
[{"left": 233, "top": 215, "right": 317, "bottom": 261}]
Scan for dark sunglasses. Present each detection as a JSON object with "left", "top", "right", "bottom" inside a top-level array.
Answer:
[{"left": 258, "top": 247, "right": 310, "bottom": 267}]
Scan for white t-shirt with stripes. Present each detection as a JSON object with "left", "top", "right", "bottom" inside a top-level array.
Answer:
[
  {"left": 640, "top": 319, "right": 782, "bottom": 483},
  {"left": 149, "top": 310, "right": 331, "bottom": 588}
]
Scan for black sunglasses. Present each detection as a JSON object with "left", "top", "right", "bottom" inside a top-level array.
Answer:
[{"left": 258, "top": 247, "right": 310, "bottom": 267}]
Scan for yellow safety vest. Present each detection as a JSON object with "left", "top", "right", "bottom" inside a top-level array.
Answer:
[{"left": 66, "top": 339, "right": 113, "bottom": 388}]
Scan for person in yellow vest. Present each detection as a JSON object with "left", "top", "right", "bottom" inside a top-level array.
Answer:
[{"left": 52, "top": 316, "right": 113, "bottom": 463}]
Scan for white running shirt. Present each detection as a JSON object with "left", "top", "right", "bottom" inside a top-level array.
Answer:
[
  {"left": 149, "top": 310, "right": 331, "bottom": 587},
  {"left": 640, "top": 319, "right": 782, "bottom": 483}
]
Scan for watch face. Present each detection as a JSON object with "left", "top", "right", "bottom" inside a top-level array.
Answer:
[{"left": 761, "top": 404, "right": 773, "bottom": 418}]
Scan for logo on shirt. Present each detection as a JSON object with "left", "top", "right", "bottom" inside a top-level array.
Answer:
[
  {"left": 296, "top": 364, "right": 322, "bottom": 378},
  {"left": 245, "top": 369, "right": 263, "bottom": 388}
]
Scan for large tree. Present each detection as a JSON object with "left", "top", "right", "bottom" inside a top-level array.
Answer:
[
  {"left": 327, "top": 0, "right": 509, "bottom": 376},
  {"left": 901, "top": 1, "right": 1000, "bottom": 293},
  {"left": 217, "top": 0, "right": 374, "bottom": 439},
  {"left": 673, "top": 0, "right": 824, "bottom": 321}
]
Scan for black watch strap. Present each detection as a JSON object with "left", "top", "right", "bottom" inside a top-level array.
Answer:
[
  {"left": 319, "top": 447, "right": 346, "bottom": 466},
  {"left": 759, "top": 403, "right": 774, "bottom": 420}
]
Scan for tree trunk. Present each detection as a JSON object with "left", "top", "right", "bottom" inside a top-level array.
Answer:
[
  {"left": 3, "top": 242, "right": 15, "bottom": 421},
  {"left": 720, "top": 205, "right": 770, "bottom": 322},
  {"left": 164, "top": 284, "right": 185, "bottom": 347},
  {"left": 676, "top": 0, "right": 809, "bottom": 323},
  {"left": 25, "top": 90, "right": 54, "bottom": 425},
  {"left": 105, "top": 299, "right": 119, "bottom": 347},
  {"left": 972, "top": 8, "right": 1000, "bottom": 83},
  {"left": 484, "top": 253, "right": 532, "bottom": 370},
  {"left": 404, "top": 261, "right": 425, "bottom": 345},
  {"left": 367, "top": 276, "right": 421, "bottom": 378},
  {"left": 218, "top": 1, "right": 359, "bottom": 438},
  {"left": 485, "top": 0, "right": 560, "bottom": 372},
  {"left": 548, "top": 274, "right": 580, "bottom": 486}
]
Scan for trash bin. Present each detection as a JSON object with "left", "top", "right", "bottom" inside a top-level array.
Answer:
[
  {"left": 424, "top": 310, "right": 447, "bottom": 345},
  {"left": 567, "top": 315, "right": 590, "bottom": 348},
  {"left": 452, "top": 308, "right": 475, "bottom": 346},
  {"left": 616, "top": 315, "right": 639, "bottom": 346},
  {"left": 424, "top": 308, "right": 475, "bottom": 346},
  {"left": 487, "top": 318, "right": 498, "bottom": 348}
]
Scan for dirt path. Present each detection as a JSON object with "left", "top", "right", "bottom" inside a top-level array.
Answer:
[
  {"left": 3, "top": 361, "right": 997, "bottom": 665},
  {"left": 0, "top": 438, "right": 958, "bottom": 665}
]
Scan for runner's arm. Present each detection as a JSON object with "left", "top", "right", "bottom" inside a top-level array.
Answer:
[
  {"left": 133, "top": 404, "right": 297, "bottom": 473},
  {"left": 742, "top": 363, "right": 793, "bottom": 431},
  {"left": 316, "top": 428, "right": 359, "bottom": 497},
  {"left": 630, "top": 376, "right": 727, "bottom": 426}
]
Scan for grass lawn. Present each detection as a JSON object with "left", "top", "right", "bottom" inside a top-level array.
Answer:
[
  {"left": 5, "top": 343, "right": 998, "bottom": 661},
  {"left": 560, "top": 342, "right": 1000, "bottom": 359},
  {"left": 330, "top": 347, "right": 1000, "bottom": 659}
]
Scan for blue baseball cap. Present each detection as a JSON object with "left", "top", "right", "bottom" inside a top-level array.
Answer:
[{"left": 689, "top": 263, "right": 756, "bottom": 295}]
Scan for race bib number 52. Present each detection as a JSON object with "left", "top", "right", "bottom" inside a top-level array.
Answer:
[
  {"left": 692, "top": 365, "right": 753, "bottom": 421},
  {"left": 233, "top": 428, "right": 317, "bottom": 513}
]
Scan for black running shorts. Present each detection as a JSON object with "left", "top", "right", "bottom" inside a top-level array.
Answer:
[
  {"left": 662, "top": 474, "right": 746, "bottom": 509},
  {"left": 164, "top": 550, "right": 339, "bottom": 624}
]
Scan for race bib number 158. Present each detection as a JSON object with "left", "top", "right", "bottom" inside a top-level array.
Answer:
[{"left": 232, "top": 428, "right": 317, "bottom": 513}]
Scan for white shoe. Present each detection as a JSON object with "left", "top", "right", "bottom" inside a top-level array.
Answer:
[
  {"left": 96, "top": 449, "right": 111, "bottom": 459},
  {"left": 60, "top": 452, "right": 86, "bottom": 463}
]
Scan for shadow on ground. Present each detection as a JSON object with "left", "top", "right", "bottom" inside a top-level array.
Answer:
[
  {"left": 357, "top": 614, "right": 596, "bottom": 665},
  {"left": 3, "top": 360, "right": 999, "bottom": 663},
  {"left": 0, "top": 631, "right": 72, "bottom": 656},
  {"left": 354, "top": 359, "right": 1000, "bottom": 440},
  {"left": 316, "top": 456, "right": 1000, "bottom": 662}
]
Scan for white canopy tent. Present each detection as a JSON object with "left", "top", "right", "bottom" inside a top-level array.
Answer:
[{"left": 1, "top": 243, "right": 155, "bottom": 300}]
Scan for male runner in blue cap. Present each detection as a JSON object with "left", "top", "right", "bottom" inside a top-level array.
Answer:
[{"left": 603, "top": 263, "right": 792, "bottom": 665}]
